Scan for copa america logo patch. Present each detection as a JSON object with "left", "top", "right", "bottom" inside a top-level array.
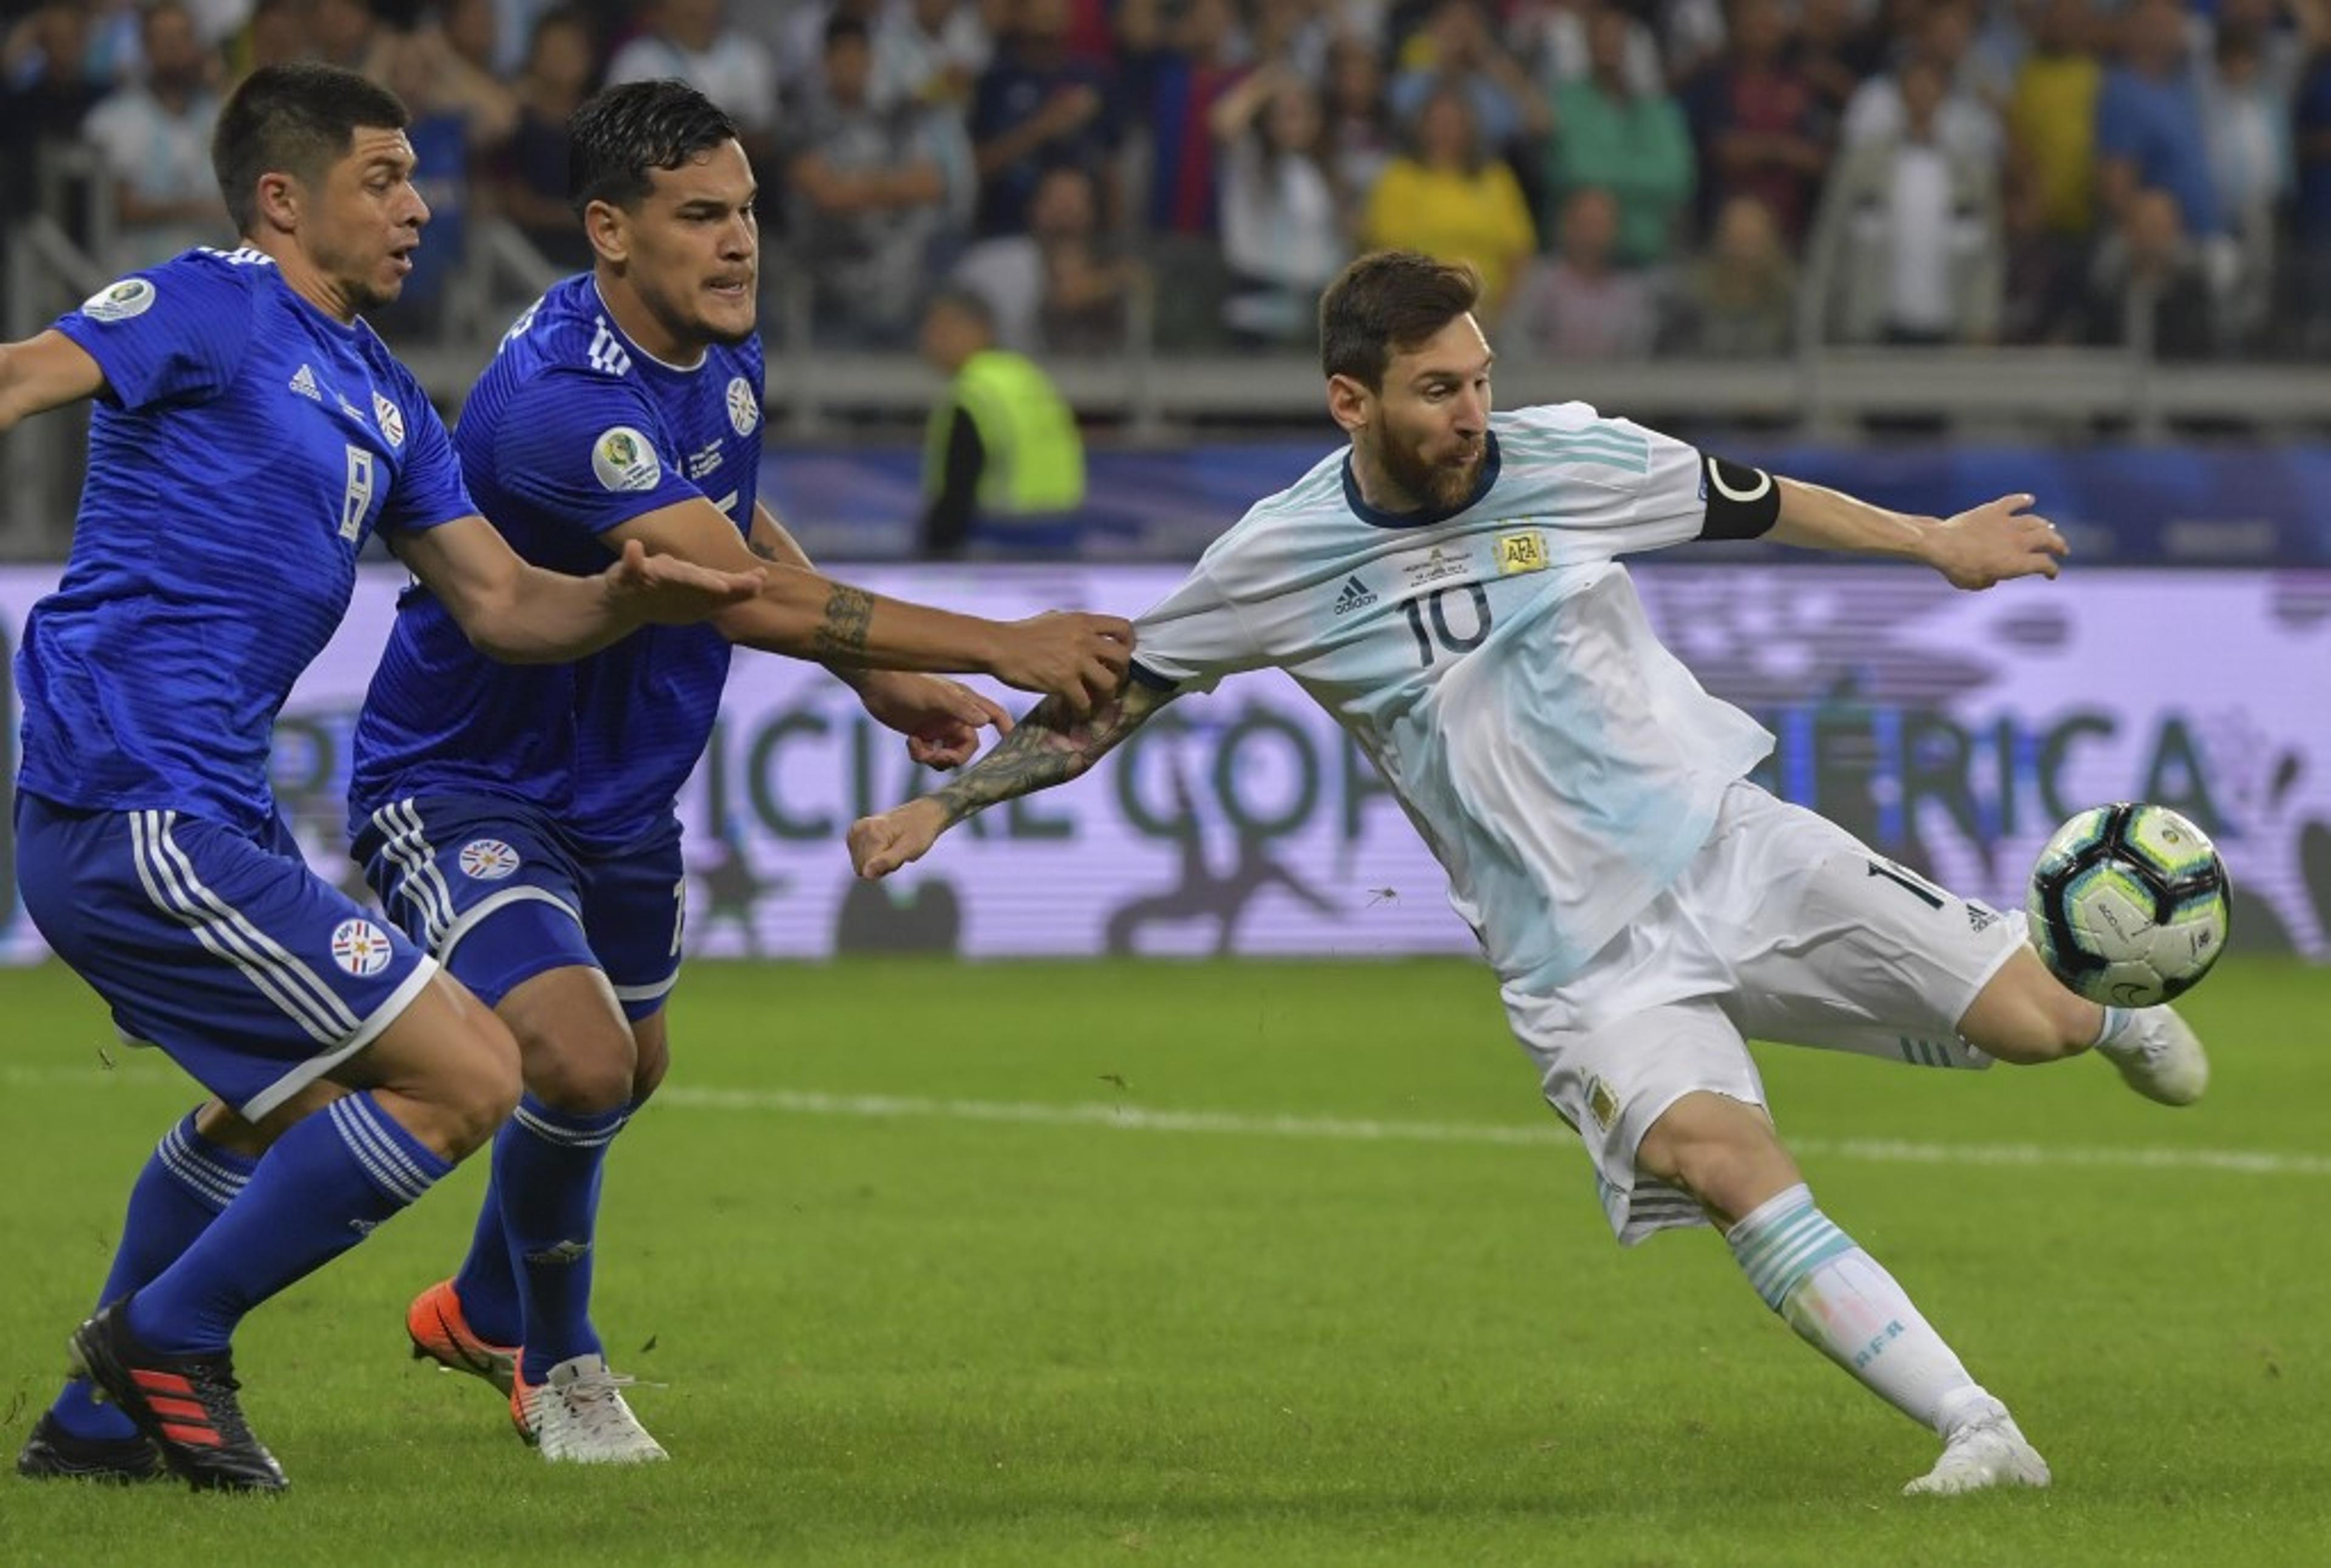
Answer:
[
  {"left": 330, "top": 918, "right": 393, "bottom": 978},
  {"left": 83, "top": 277, "right": 156, "bottom": 322},
  {"left": 592, "top": 425, "right": 661, "bottom": 492},
  {"left": 458, "top": 838, "right": 521, "bottom": 881},
  {"left": 726, "top": 376, "right": 759, "bottom": 435},
  {"left": 372, "top": 391, "right": 405, "bottom": 448}
]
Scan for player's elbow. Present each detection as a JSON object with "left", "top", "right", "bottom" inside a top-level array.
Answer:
[
  {"left": 453, "top": 580, "right": 559, "bottom": 664},
  {"left": 460, "top": 620, "right": 547, "bottom": 664}
]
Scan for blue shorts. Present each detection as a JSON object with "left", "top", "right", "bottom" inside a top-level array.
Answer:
[
  {"left": 15, "top": 792, "right": 438, "bottom": 1119},
  {"left": 353, "top": 796, "right": 684, "bottom": 1022}
]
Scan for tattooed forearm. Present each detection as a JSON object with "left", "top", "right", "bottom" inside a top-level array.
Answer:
[
  {"left": 811, "top": 583, "right": 875, "bottom": 661},
  {"left": 931, "top": 685, "right": 1167, "bottom": 826}
]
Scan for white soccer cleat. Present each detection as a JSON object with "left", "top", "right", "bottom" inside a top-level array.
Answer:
[
  {"left": 2094, "top": 1004, "right": 2210, "bottom": 1107},
  {"left": 1903, "top": 1411, "right": 2052, "bottom": 1496},
  {"left": 526, "top": 1354, "right": 668, "bottom": 1465}
]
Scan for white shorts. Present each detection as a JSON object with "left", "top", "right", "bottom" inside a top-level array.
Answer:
[{"left": 1503, "top": 780, "right": 2026, "bottom": 1246}]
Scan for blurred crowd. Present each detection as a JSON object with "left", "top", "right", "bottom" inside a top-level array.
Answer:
[{"left": 6, "top": 0, "right": 2330, "bottom": 360}]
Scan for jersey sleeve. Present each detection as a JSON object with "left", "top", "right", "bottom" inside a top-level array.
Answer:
[
  {"left": 1502, "top": 404, "right": 1777, "bottom": 558},
  {"left": 51, "top": 255, "right": 256, "bottom": 411},
  {"left": 376, "top": 381, "right": 477, "bottom": 536},
  {"left": 491, "top": 370, "right": 706, "bottom": 537},
  {"left": 1128, "top": 562, "right": 1269, "bottom": 695},
  {"left": 1624, "top": 421, "right": 1781, "bottom": 546},
  {"left": 1620, "top": 419, "right": 1723, "bottom": 551}
]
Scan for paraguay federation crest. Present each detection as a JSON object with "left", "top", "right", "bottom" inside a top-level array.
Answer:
[
  {"left": 372, "top": 390, "right": 405, "bottom": 447},
  {"left": 458, "top": 838, "right": 521, "bottom": 881},
  {"left": 726, "top": 376, "right": 759, "bottom": 435},
  {"left": 330, "top": 918, "right": 393, "bottom": 978}
]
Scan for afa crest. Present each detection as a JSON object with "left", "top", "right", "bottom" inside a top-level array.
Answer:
[{"left": 1495, "top": 530, "right": 1548, "bottom": 575}]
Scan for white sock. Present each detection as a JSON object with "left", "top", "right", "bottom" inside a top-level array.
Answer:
[
  {"left": 1725, "top": 1184, "right": 2001, "bottom": 1437},
  {"left": 2092, "top": 1005, "right": 2137, "bottom": 1054}
]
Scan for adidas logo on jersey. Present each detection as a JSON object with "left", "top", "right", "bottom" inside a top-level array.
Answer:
[
  {"left": 587, "top": 317, "right": 633, "bottom": 376},
  {"left": 288, "top": 364, "right": 321, "bottom": 402},
  {"left": 1332, "top": 575, "right": 1377, "bottom": 615}
]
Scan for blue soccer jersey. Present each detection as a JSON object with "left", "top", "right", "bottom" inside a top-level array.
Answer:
[
  {"left": 348, "top": 274, "right": 764, "bottom": 850},
  {"left": 16, "top": 248, "right": 473, "bottom": 832}
]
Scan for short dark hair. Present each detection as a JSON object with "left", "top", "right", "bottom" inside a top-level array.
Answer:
[
  {"left": 568, "top": 80, "right": 741, "bottom": 217},
  {"left": 212, "top": 63, "right": 410, "bottom": 235},
  {"left": 141, "top": 0, "right": 193, "bottom": 41},
  {"left": 824, "top": 13, "right": 871, "bottom": 50},
  {"left": 1318, "top": 251, "right": 1482, "bottom": 389},
  {"left": 926, "top": 286, "right": 994, "bottom": 333}
]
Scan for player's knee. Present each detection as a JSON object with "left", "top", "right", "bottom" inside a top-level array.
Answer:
[
  {"left": 434, "top": 1015, "right": 524, "bottom": 1159},
  {"left": 519, "top": 1022, "right": 637, "bottom": 1113},
  {"left": 500, "top": 969, "right": 639, "bottom": 1112},
  {"left": 1958, "top": 950, "right": 2098, "bottom": 1064},
  {"left": 1637, "top": 1093, "right": 1794, "bottom": 1223}
]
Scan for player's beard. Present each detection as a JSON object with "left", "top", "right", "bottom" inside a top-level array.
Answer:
[
  {"left": 311, "top": 231, "right": 409, "bottom": 317},
  {"left": 643, "top": 277, "right": 758, "bottom": 350},
  {"left": 344, "top": 272, "right": 402, "bottom": 316},
  {"left": 1379, "top": 430, "right": 1487, "bottom": 514}
]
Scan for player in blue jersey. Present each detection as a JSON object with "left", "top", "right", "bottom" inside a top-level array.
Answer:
[
  {"left": 1, "top": 64, "right": 765, "bottom": 1493},
  {"left": 347, "top": 80, "right": 1133, "bottom": 1463},
  {"left": 846, "top": 251, "right": 2214, "bottom": 1496}
]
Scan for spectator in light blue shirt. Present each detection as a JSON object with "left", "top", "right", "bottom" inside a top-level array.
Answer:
[{"left": 2095, "top": 0, "right": 2225, "bottom": 238}]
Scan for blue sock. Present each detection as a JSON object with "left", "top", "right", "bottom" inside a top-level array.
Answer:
[
  {"left": 52, "top": 1111, "right": 257, "bottom": 1440},
  {"left": 128, "top": 1093, "right": 450, "bottom": 1356},
  {"left": 498, "top": 1094, "right": 629, "bottom": 1384},
  {"left": 450, "top": 1161, "right": 523, "bottom": 1346}
]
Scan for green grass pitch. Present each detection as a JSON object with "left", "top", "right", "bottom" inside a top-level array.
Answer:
[{"left": 1, "top": 957, "right": 2324, "bottom": 1566}]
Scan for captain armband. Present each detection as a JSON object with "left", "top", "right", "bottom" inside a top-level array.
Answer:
[{"left": 1696, "top": 455, "right": 1781, "bottom": 540}]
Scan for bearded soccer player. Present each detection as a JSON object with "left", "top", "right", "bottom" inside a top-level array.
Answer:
[
  {"left": 4, "top": 64, "right": 760, "bottom": 1492},
  {"left": 846, "top": 251, "right": 2213, "bottom": 1496},
  {"left": 346, "top": 80, "right": 1131, "bottom": 1464}
]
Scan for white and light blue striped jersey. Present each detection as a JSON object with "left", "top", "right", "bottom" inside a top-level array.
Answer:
[
  {"left": 1129, "top": 402, "right": 1776, "bottom": 994},
  {"left": 15, "top": 248, "right": 473, "bottom": 832}
]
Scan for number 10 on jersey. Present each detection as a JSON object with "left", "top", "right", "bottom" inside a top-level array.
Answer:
[{"left": 1400, "top": 583, "right": 1492, "bottom": 668}]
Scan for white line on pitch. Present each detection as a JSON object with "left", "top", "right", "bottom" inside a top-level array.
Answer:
[
  {"left": 8, "top": 1065, "right": 2326, "bottom": 1178},
  {"left": 657, "top": 1085, "right": 2331, "bottom": 1178}
]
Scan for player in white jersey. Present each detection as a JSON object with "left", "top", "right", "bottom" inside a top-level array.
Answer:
[{"left": 843, "top": 251, "right": 2212, "bottom": 1496}]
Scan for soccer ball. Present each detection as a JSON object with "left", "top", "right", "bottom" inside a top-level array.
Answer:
[{"left": 2026, "top": 804, "right": 2231, "bottom": 1008}]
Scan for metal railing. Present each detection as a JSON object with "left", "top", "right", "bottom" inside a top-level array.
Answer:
[{"left": 9, "top": 150, "right": 2331, "bottom": 554}]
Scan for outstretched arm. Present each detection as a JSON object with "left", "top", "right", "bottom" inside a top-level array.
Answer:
[
  {"left": 748, "top": 501, "right": 1011, "bottom": 768},
  {"left": 0, "top": 331, "right": 104, "bottom": 432},
  {"left": 608, "top": 497, "right": 1132, "bottom": 714},
  {"left": 1770, "top": 477, "right": 2068, "bottom": 589},
  {"left": 848, "top": 678, "right": 1176, "bottom": 878},
  {"left": 392, "top": 520, "right": 764, "bottom": 664}
]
